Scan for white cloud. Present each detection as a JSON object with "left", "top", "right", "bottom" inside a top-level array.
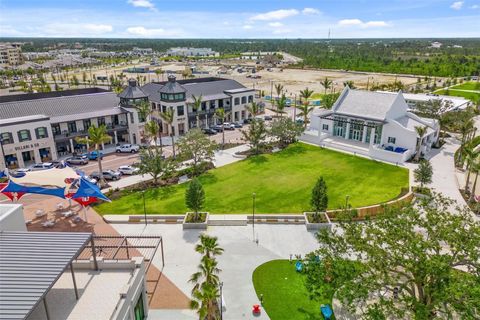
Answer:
[
  {"left": 127, "top": 0, "right": 155, "bottom": 9},
  {"left": 268, "top": 22, "right": 284, "bottom": 27},
  {"left": 338, "top": 19, "right": 390, "bottom": 28},
  {"left": 250, "top": 9, "right": 299, "bottom": 21},
  {"left": 126, "top": 26, "right": 182, "bottom": 37},
  {"left": 242, "top": 25, "right": 253, "bottom": 30},
  {"left": 302, "top": 8, "right": 320, "bottom": 15},
  {"left": 471, "top": 4, "right": 479, "bottom": 9},
  {"left": 450, "top": 1, "right": 464, "bottom": 10},
  {"left": 42, "top": 23, "right": 113, "bottom": 36},
  {"left": 83, "top": 24, "right": 113, "bottom": 33}
]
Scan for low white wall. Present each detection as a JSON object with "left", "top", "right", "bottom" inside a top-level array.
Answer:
[
  {"left": 369, "top": 145, "right": 410, "bottom": 164},
  {"left": 0, "top": 204, "right": 26, "bottom": 232}
]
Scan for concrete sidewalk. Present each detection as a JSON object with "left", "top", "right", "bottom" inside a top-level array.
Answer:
[{"left": 103, "top": 144, "right": 249, "bottom": 192}]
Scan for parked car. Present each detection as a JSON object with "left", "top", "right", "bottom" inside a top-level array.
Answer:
[
  {"left": 91, "top": 170, "right": 122, "bottom": 181},
  {"left": 223, "top": 123, "right": 235, "bottom": 130},
  {"left": 211, "top": 125, "right": 224, "bottom": 132},
  {"left": 66, "top": 156, "right": 89, "bottom": 165},
  {"left": 116, "top": 144, "right": 140, "bottom": 153},
  {"left": 264, "top": 115, "right": 273, "bottom": 121},
  {"left": 118, "top": 165, "right": 140, "bottom": 175},
  {"left": 233, "top": 122, "right": 243, "bottom": 128},
  {"left": 243, "top": 118, "right": 253, "bottom": 124},
  {"left": 203, "top": 128, "right": 217, "bottom": 135},
  {"left": 30, "top": 162, "right": 54, "bottom": 171},
  {"left": 82, "top": 151, "right": 103, "bottom": 160}
]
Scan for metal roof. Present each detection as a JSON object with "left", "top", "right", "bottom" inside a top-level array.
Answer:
[
  {"left": 117, "top": 79, "right": 148, "bottom": 99},
  {"left": 0, "top": 92, "right": 121, "bottom": 121},
  {"left": 0, "top": 231, "right": 92, "bottom": 320}
]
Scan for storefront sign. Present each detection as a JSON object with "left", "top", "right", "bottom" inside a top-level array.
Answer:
[{"left": 14, "top": 143, "right": 40, "bottom": 151}]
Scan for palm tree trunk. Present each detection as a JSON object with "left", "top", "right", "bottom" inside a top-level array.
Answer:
[
  {"left": 415, "top": 139, "right": 422, "bottom": 161},
  {"left": 465, "top": 166, "right": 471, "bottom": 192},
  {"left": 469, "top": 172, "right": 478, "bottom": 202},
  {"left": 171, "top": 127, "right": 176, "bottom": 158},
  {"left": 222, "top": 123, "right": 225, "bottom": 150},
  {"left": 97, "top": 146, "right": 106, "bottom": 186}
]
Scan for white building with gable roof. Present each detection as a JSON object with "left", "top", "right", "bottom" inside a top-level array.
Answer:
[{"left": 304, "top": 87, "right": 440, "bottom": 164}]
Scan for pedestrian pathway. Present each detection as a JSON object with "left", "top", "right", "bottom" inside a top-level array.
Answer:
[{"left": 103, "top": 144, "right": 250, "bottom": 192}]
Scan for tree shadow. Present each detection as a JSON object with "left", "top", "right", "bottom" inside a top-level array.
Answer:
[
  {"left": 275, "top": 144, "right": 307, "bottom": 158},
  {"left": 148, "top": 186, "right": 177, "bottom": 200},
  {"left": 199, "top": 172, "right": 218, "bottom": 184},
  {"left": 248, "top": 155, "right": 269, "bottom": 164},
  {"left": 297, "top": 307, "right": 322, "bottom": 320}
]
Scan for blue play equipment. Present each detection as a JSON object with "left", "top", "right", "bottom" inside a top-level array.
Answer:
[
  {"left": 295, "top": 261, "right": 303, "bottom": 272},
  {"left": 320, "top": 304, "right": 333, "bottom": 319}
]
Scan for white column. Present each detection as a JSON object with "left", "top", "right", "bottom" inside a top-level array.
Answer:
[
  {"left": 101, "top": 142, "right": 105, "bottom": 150},
  {"left": 114, "top": 131, "right": 118, "bottom": 144},
  {"left": 33, "top": 149, "right": 42, "bottom": 163},
  {"left": 345, "top": 119, "right": 351, "bottom": 140},
  {"left": 369, "top": 127, "right": 376, "bottom": 146},
  {"left": 362, "top": 125, "right": 368, "bottom": 143},
  {"left": 69, "top": 139, "right": 75, "bottom": 154},
  {"left": 16, "top": 151, "right": 25, "bottom": 168},
  {"left": 86, "top": 137, "right": 90, "bottom": 150}
]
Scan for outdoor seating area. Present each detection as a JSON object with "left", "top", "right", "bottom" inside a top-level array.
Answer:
[
  {"left": 383, "top": 145, "right": 409, "bottom": 154},
  {"left": 25, "top": 201, "right": 92, "bottom": 232}
]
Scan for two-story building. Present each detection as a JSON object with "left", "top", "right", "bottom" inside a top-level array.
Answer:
[
  {"left": 0, "top": 88, "right": 143, "bottom": 169},
  {"left": 141, "top": 75, "right": 256, "bottom": 136},
  {"left": 304, "top": 87, "right": 440, "bottom": 164}
]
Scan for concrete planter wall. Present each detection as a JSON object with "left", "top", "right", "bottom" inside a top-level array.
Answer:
[
  {"left": 182, "top": 212, "right": 209, "bottom": 230},
  {"left": 304, "top": 212, "right": 332, "bottom": 231}
]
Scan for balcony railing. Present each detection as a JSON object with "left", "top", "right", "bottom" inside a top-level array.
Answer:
[{"left": 53, "top": 123, "right": 128, "bottom": 140}]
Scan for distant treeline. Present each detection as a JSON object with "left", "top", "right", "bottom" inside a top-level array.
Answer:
[{"left": 3, "top": 38, "right": 479, "bottom": 77}]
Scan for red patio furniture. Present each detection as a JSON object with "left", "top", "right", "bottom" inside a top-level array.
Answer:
[{"left": 252, "top": 304, "right": 261, "bottom": 314}]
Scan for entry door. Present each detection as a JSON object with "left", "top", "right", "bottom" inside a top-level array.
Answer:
[
  {"left": 334, "top": 125, "right": 344, "bottom": 137},
  {"left": 352, "top": 129, "right": 362, "bottom": 141}
]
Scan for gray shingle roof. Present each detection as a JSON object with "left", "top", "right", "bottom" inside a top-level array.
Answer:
[
  {"left": 117, "top": 79, "right": 148, "bottom": 99},
  {"left": 0, "top": 231, "right": 92, "bottom": 320},
  {"left": 141, "top": 78, "right": 248, "bottom": 103},
  {"left": 0, "top": 92, "right": 122, "bottom": 122},
  {"left": 334, "top": 88, "right": 399, "bottom": 121}
]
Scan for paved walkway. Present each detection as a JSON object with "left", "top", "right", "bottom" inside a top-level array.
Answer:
[
  {"left": 111, "top": 223, "right": 320, "bottom": 320},
  {"left": 103, "top": 144, "right": 249, "bottom": 192}
]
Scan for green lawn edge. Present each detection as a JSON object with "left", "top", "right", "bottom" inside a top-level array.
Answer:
[{"left": 96, "top": 143, "right": 409, "bottom": 215}]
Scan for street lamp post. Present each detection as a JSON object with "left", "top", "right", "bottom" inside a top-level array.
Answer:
[
  {"left": 142, "top": 190, "right": 147, "bottom": 226},
  {"left": 219, "top": 281, "right": 223, "bottom": 320},
  {"left": 345, "top": 195, "right": 350, "bottom": 212},
  {"left": 252, "top": 192, "right": 256, "bottom": 241}
]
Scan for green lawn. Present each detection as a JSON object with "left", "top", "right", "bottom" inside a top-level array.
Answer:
[
  {"left": 95, "top": 143, "right": 408, "bottom": 215},
  {"left": 310, "top": 93, "right": 324, "bottom": 100},
  {"left": 450, "top": 81, "right": 480, "bottom": 91},
  {"left": 436, "top": 89, "right": 480, "bottom": 102},
  {"left": 252, "top": 260, "right": 331, "bottom": 320}
]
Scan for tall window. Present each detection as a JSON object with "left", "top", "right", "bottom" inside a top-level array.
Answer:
[
  {"left": 241, "top": 96, "right": 247, "bottom": 104},
  {"left": 35, "top": 127, "right": 48, "bottom": 139},
  {"left": 97, "top": 117, "right": 106, "bottom": 126},
  {"left": 248, "top": 95, "right": 254, "bottom": 103},
  {"left": 83, "top": 119, "right": 91, "bottom": 131},
  {"left": 210, "top": 100, "right": 216, "bottom": 109},
  {"left": 52, "top": 123, "right": 61, "bottom": 136},
  {"left": 0, "top": 132, "right": 13, "bottom": 144},
  {"left": 234, "top": 97, "right": 240, "bottom": 105},
  {"left": 67, "top": 121, "right": 77, "bottom": 133},
  {"left": 17, "top": 129, "right": 31, "bottom": 142},
  {"left": 177, "top": 105, "right": 184, "bottom": 116}
]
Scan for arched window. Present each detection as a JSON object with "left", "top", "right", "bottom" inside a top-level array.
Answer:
[
  {"left": 18, "top": 130, "right": 31, "bottom": 142},
  {"left": 0, "top": 132, "right": 13, "bottom": 144},
  {"left": 35, "top": 127, "right": 49, "bottom": 139}
]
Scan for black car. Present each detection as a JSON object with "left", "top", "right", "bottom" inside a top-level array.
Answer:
[
  {"left": 203, "top": 128, "right": 217, "bottom": 135},
  {"left": 243, "top": 118, "right": 253, "bottom": 124},
  {"left": 264, "top": 115, "right": 273, "bottom": 121}
]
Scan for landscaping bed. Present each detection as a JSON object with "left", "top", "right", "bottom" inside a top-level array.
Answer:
[{"left": 96, "top": 143, "right": 409, "bottom": 215}]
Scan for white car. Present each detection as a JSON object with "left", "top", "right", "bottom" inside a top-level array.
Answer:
[
  {"left": 118, "top": 165, "right": 140, "bottom": 175},
  {"left": 30, "top": 162, "right": 54, "bottom": 171},
  {"left": 116, "top": 144, "right": 140, "bottom": 153}
]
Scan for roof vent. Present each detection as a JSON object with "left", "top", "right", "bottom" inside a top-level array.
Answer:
[
  {"left": 167, "top": 75, "right": 176, "bottom": 82},
  {"left": 128, "top": 78, "right": 137, "bottom": 87}
]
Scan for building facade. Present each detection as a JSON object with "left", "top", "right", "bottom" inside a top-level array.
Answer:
[
  {"left": 0, "top": 42, "right": 24, "bottom": 67},
  {"left": 0, "top": 88, "right": 143, "bottom": 169},
  {"left": 141, "top": 76, "right": 256, "bottom": 136},
  {"left": 305, "top": 87, "right": 439, "bottom": 164}
]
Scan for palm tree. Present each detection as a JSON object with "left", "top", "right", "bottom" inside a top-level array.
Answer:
[
  {"left": 297, "top": 104, "right": 314, "bottom": 129},
  {"left": 76, "top": 125, "right": 112, "bottom": 186},
  {"left": 246, "top": 101, "right": 261, "bottom": 118},
  {"left": 195, "top": 234, "right": 224, "bottom": 259},
  {"left": 160, "top": 108, "right": 176, "bottom": 158},
  {"left": 274, "top": 83, "right": 284, "bottom": 99},
  {"left": 154, "top": 68, "right": 164, "bottom": 82},
  {"left": 215, "top": 108, "right": 226, "bottom": 149},
  {"left": 144, "top": 120, "right": 160, "bottom": 151},
  {"left": 343, "top": 80, "right": 356, "bottom": 89},
  {"left": 469, "top": 159, "right": 480, "bottom": 202},
  {"left": 190, "top": 282, "right": 219, "bottom": 320},
  {"left": 414, "top": 126, "right": 427, "bottom": 162},
  {"left": 299, "top": 88, "right": 314, "bottom": 122},
  {"left": 275, "top": 94, "right": 288, "bottom": 117},
  {"left": 191, "top": 94, "right": 203, "bottom": 128},
  {"left": 321, "top": 77, "right": 333, "bottom": 95},
  {"left": 464, "top": 147, "right": 478, "bottom": 193}
]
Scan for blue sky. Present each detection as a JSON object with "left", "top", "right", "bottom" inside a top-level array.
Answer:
[{"left": 1, "top": 0, "right": 479, "bottom": 38}]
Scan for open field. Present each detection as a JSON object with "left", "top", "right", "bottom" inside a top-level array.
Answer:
[
  {"left": 95, "top": 143, "right": 409, "bottom": 215},
  {"left": 450, "top": 81, "right": 480, "bottom": 91},
  {"left": 252, "top": 260, "right": 330, "bottom": 320},
  {"left": 435, "top": 89, "right": 480, "bottom": 102}
]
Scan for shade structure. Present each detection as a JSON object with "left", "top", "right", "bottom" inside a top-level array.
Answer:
[
  {"left": 2, "top": 180, "right": 66, "bottom": 199},
  {"left": 72, "top": 177, "right": 110, "bottom": 202},
  {"left": 9, "top": 167, "right": 80, "bottom": 188}
]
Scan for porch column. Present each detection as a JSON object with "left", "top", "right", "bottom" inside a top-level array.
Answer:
[
  {"left": 69, "top": 139, "right": 75, "bottom": 154},
  {"left": 345, "top": 119, "right": 351, "bottom": 140},
  {"left": 86, "top": 137, "right": 89, "bottom": 150},
  {"left": 369, "top": 128, "right": 376, "bottom": 146},
  {"left": 33, "top": 148, "right": 42, "bottom": 163},
  {"left": 101, "top": 142, "right": 105, "bottom": 150},
  {"left": 362, "top": 125, "right": 368, "bottom": 143},
  {"left": 113, "top": 131, "right": 118, "bottom": 144},
  {"left": 16, "top": 151, "right": 25, "bottom": 168}
]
